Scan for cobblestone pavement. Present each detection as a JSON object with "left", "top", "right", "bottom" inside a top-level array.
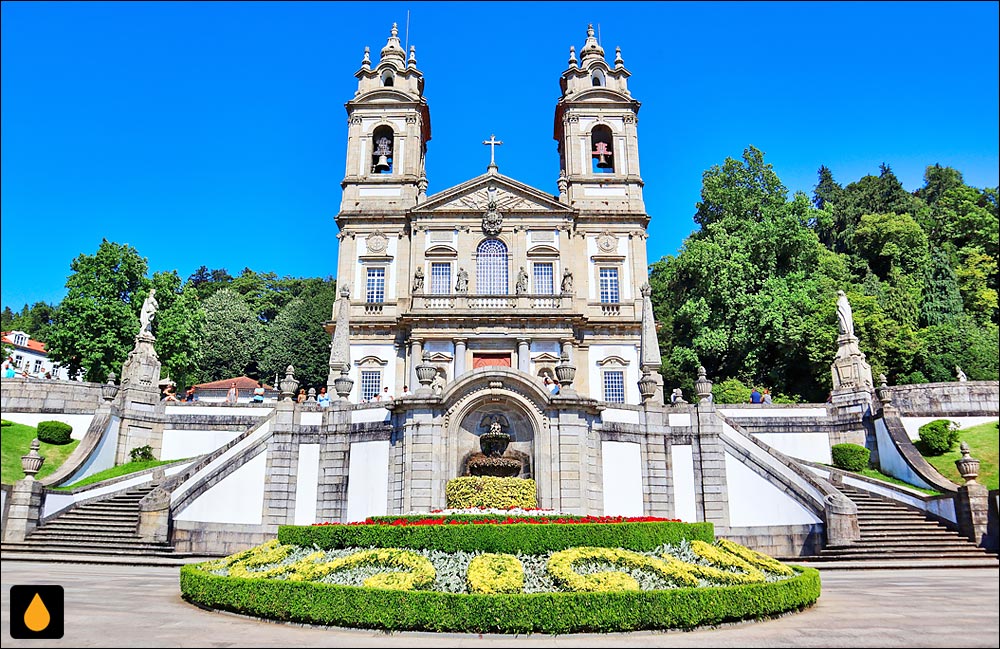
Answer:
[{"left": 2, "top": 561, "right": 997, "bottom": 647}]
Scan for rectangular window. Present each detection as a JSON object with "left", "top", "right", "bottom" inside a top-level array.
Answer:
[
  {"left": 430, "top": 262, "right": 451, "bottom": 295},
  {"left": 366, "top": 267, "right": 386, "bottom": 303},
  {"left": 599, "top": 267, "right": 620, "bottom": 303},
  {"left": 360, "top": 370, "right": 382, "bottom": 403},
  {"left": 603, "top": 370, "right": 626, "bottom": 404},
  {"left": 34, "top": 360, "right": 43, "bottom": 373},
  {"left": 533, "top": 263, "right": 554, "bottom": 295}
]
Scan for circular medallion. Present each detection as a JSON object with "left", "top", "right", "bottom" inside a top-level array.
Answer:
[
  {"left": 597, "top": 232, "right": 617, "bottom": 253},
  {"left": 366, "top": 231, "right": 388, "bottom": 254}
]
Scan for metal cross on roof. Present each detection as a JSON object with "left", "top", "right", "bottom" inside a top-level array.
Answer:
[{"left": 482, "top": 134, "right": 503, "bottom": 168}]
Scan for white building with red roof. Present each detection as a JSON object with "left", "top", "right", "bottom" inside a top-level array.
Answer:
[{"left": 1, "top": 330, "right": 73, "bottom": 380}]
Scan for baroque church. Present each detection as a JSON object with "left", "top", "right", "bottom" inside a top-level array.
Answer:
[{"left": 328, "top": 23, "right": 654, "bottom": 408}]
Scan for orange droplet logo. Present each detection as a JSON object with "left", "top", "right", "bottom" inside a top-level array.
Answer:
[{"left": 24, "top": 592, "right": 51, "bottom": 632}]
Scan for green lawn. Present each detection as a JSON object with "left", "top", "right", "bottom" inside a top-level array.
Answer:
[
  {"left": 50, "top": 459, "right": 178, "bottom": 491},
  {"left": 922, "top": 420, "right": 999, "bottom": 490},
  {"left": 1, "top": 421, "right": 81, "bottom": 484},
  {"left": 855, "top": 467, "right": 942, "bottom": 496}
]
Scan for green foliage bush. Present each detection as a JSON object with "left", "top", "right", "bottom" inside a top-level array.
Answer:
[
  {"left": 36, "top": 420, "right": 73, "bottom": 445},
  {"left": 278, "top": 520, "right": 715, "bottom": 554},
  {"left": 1, "top": 419, "right": 13, "bottom": 426},
  {"left": 445, "top": 477, "right": 537, "bottom": 509},
  {"left": 831, "top": 443, "right": 871, "bottom": 471},
  {"left": 180, "top": 562, "right": 820, "bottom": 633},
  {"left": 129, "top": 445, "right": 156, "bottom": 462},
  {"left": 918, "top": 419, "right": 959, "bottom": 456}
]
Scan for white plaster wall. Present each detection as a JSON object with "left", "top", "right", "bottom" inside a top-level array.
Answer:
[
  {"left": 752, "top": 433, "right": 832, "bottom": 464},
  {"left": 164, "top": 406, "right": 271, "bottom": 417},
  {"left": 344, "top": 440, "right": 390, "bottom": 522},
  {"left": 161, "top": 429, "right": 242, "bottom": 461},
  {"left": 601, "top": 408, "right": 641, "bottom": 425},
  {"left": 718, "top": 407, "right": 828, "bottom": 418},
  {"left": 874, "top": 417, "right": 935, "bottom": 490},
  {"left": 588, "top": 344, "right": 640, "bottom": 404},
  {"left": 900, "top": 416, "right": 998, "bottom": 441},
  {"left": 171, "top": 417, "right": 272, "bottom": 505},
  {"left": 671, "top": 444, "right": 697, "bottom": 522},
  {"left": 300, "top": 412, "right": 324, "bottom": 426},
  {"left": 350, "top": 408, "right": 391, "bottom": 424},
  {"left": 601, "top": 441, "right": 644, "bottom": 516},
  {"left": 668, "top": 413, "right": 691, "bottom": 427},
  {"left": 174, "top": 452, "right": 267, "bottom": 524},
  {"left": 841, "top": 474, "right": 957, "bottom": 524},
  {"left": 59, "top": 415, "right": 121, "bottom": 485},
  {"left": 724, "top": 452, "right": 822, "bottom": 526},
  {"left": 0, "top": 413, "right": 95, "bottom": 440},
  {"left": 294, "top": 444, "right": 321, "bottom": 525}
]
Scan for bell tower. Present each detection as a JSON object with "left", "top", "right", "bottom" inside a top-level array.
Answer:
[
  {"left": 339, "top": 23, "right": 431, "bottom": 223},
  {"left": 553, "top": 25, "right": 645, "bottom": 215}
]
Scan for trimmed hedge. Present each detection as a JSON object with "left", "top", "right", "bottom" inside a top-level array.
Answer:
[
  {"left": 918, "top": 419, "right": 959, "bottom": 456},
  {"left": 180, "top": 562, "right": 820, "bottom": 633},
  {"left": 366, "top": 513, "right": 677, "bottom": 524},
  {"left": 831, "top": 443, "right": 870, "bottom": 471},
  {"left": 278, "top": 520, "right": 715, "bottom": 554},
  {"left": 446, "top": 477, "right": 537, "bottom": 509},
  {"left": 37, "top": 420, "right": 73, "bottom": 445}
]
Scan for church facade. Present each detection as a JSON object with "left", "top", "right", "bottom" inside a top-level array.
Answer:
[{"left": 327, "top": 24, "right": 653, "bottom": 408}]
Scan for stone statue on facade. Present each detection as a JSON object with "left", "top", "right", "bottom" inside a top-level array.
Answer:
[
  {"left": 412, "top": 267, "right": 425, "bottom": 293},
  {"left": 455, "top": 267, "right": 469, "bottom": 293},
  {"left": 561, "top": 268, "right": 573, "bottom": 293},
  {"left": 515, "top": 266, "right": 529, "bottom": 294},
  {"left": 836, "top": 290, "right": 855, "bottom": 338},
  {"left": 139, "top": 289, "right": 158, "bottom": 337},
  {"left": 956, "top": 365, "right": 968, "bottom": 382}
]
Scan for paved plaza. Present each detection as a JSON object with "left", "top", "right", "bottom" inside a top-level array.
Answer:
[{"left": 2, "top": 561, "right": 998, "bottom": 647}]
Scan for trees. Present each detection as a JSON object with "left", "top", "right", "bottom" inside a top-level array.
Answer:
[
  {"left": 46, "top": 240, "right": 149, "bottom": 382},
  {"left": 259, "top": 279, "right": 337, "bottom": 390},
  {"left": 196, "top": 288, "right": 264, "bottom": 382},
  {"left": 150, "top": 271, "right": 204, "bottom": 389}
]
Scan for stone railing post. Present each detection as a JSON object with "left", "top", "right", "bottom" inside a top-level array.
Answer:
[
  {"left": 137, "top": 485, "right": 171, "bottom": 543},
  {"left": 954, "top": 442, "right": 989, "bottom": 547},
  {"left": 2, "top": 439, "right": 46, "bottom": 542}
]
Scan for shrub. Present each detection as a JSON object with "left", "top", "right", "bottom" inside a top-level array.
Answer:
[
  {"left": 129, "top": 445, "right": 156, "bottom": 462},
  {"left": 36, "top": 420, "right": 73, "bottom": 445},
  {"left": 831, "top": 443, "right": 870, "bottom": 471},
  {"left": 445, "top": 477, "right": 537, "bottom": 509},
  {"left": 467, "top": 553, "right": 524, "bottom": 594},
  {"left": 918, "top": 419, "right": 959, "bottom": 456},
  {"left": 180, "top": 562, "right": 821, "bottom": 633},
  {"left": 279, "top": 520, "right": 715, "bottom": 554}
]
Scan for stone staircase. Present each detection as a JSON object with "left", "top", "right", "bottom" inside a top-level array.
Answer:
[
  {"left": 807, "top": 484, "right": 998, "bottom": 566},
  {"left": 1, "top": 484, "right": 199, "bottom": 565}
]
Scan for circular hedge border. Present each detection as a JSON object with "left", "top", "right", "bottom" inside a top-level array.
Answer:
[{"left": 180, "top": 559, "right": 819, "bottom": 634}]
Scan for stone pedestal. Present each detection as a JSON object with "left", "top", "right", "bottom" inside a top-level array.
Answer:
[
  {"left": 693, "top": 402, "right": 730, "bottom": 526},
  {"left": 956, "top": 482, "right": 990, "bottom": 547},
  {"left": 824, "top": 492, "right": 861, "bottom": 546},
  {"left": 2, "top": 478, "right": 44, "bottom": 542},
  {"left": 117, "top": 332, "right": 165, "bottom": 462},
  {"left": 138, "top": 486, "right": 171, "bottom": 543},
  {"left": 831, "top": 333, "right": 874, "bottom": 393}
]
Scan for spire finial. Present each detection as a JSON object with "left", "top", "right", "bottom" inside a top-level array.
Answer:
[
  {"left": 408, "top": 45, "right": 416, "bottom": 67},
  {"left": 391, "top": 22, "right": 399, "bottom": 38},
  {"left": 580, "top": 23, "right": 605, "bottom": 63},
  {"left": 568, "top": 45, "right": 577, "bottom": 68},
  {"left": 380, "top": 22, "right": 406, "bottom": 64},
  {"left": 615, "top": 46, "right": 623, "bottom": 68},
  {"left": 362, "top": 46, "right": 371, "bottom": 69}
]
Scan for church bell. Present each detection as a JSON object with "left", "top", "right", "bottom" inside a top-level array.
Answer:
[{"left": 374, "top": 154, "right": 391, "bottom": 172}]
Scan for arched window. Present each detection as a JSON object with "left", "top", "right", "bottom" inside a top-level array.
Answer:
[
  {"left": 371, "top": 125, "right": 394, "bottom": 174},
  {"left": 590, "top": 125, "right": 614, "bottom": 173},
  {"left": 476, "top": 239, "right": 508, "bottom": 294},
  {"left": 381, "top": 70, "right": 394, "bottom": 87},
  {"left": 591, "top": 69, "right": 605, "bottom": 86}
]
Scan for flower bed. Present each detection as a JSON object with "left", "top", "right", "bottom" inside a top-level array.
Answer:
[{"left": 181, "top": 533, "right": 820, "bottom": 633}]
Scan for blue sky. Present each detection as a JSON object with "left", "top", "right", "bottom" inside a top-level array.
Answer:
[{"left": 2, "top": 1, "right": 998, "bottom": 310}]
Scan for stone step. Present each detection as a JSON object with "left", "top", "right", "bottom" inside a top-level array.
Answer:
[
  {"left": 813, "top": 551, "right": 994, "bottom": 561},
  {"left": 28, "top": 530, "right": 150, "bottom": 541},
  {"left": 55, "top": 512, "right": 139, "bottom": 522},
  {"left": 4, "top": 541, "right": 177, "bottom": 554},
  {"left": 37, "top": 520, "right": 138, "bottom": 531}
]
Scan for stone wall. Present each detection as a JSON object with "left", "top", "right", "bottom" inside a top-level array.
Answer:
[
  {"left": 1, "top": 378, "right": 103, "bottom": 414},
  {"left": 884, "top": 381, "right": 1000, "bottom": 417}
]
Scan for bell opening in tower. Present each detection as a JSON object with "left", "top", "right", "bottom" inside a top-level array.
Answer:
[{"left": 372, "top": 125, "right": 394, "bottom": 174}]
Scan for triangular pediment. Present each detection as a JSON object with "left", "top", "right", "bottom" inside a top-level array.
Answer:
[{"left": 414, "top": 172, "right": 575, "bottom": 216}]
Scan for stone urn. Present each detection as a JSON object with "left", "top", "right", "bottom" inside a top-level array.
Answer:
[
  {"left": 279, "top": 365, "right": 299, "bottom": 401},
  {"left": 955, "top": 442, "right": 980, "bottom": 484},
  {"left": 468, "top": 419, "right": 522, "bottom": 478},
  {"left": 694, "top": 366, "right": 713, "bottom": 402},
  {"left": 102, "top": 372, "right": 120, "bottom": 402},
  {"left": 334, "top": 366, "right": 354, "bottom": 400},
  {"left": 20, "top": 439, "right": 44, "bottom": 478},
  {"left": 415, "top": 352, "right": 437, "bottom": 392},
  {"left": 638, "top": 370, "right": 657, "bottom": 400},
  {"left": 554, "top": 352, "right": 576, "bottom": 387}
]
